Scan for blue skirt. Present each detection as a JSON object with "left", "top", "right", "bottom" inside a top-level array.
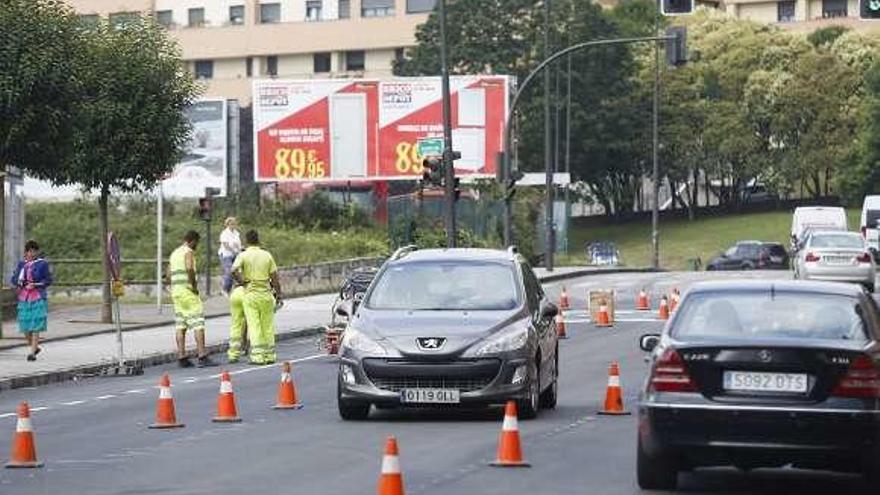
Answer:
[{"left": 17, "top": 299, "right": 48, "bottom": 334}]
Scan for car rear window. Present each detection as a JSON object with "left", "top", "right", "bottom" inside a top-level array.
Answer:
[
  {"left": 672, "top": 292, "right": 868, "bottom": 342},
  {"left": 764, "top": 244, "right": 786, "bottom": 256},
  {"left": 366, "top": 261, "right": 520, "bottom": 311},
  {"left": 809, "top": 234, "right": 864, "bottom": 249},
  {"left": 866, "top": 210, "right": 880, "bottom": 229}
]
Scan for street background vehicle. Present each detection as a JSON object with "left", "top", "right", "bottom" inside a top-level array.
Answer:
[
  {"left": 793, "top": 230, "right": 876, "bottom": 292},
  {"left": 705, "top": 241, "right": 788, "bottom": 271},
  {"left": 790, "top": 206, "right": 848, "bottom": 253},
  {"left": 860, "top": 195, "right": 880, "bottom": 255}
]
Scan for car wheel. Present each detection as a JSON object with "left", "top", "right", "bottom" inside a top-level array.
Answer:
[
  {"left": 337, "top": 380, "right": 370, "bottom": 421},
  {"left": 539, "top": 348, "right": 558, "bottom": 410},
  {"left": 741, "top": 262, "right": 754, "bottom": 271},
  {"left": 637, "top": 435, "right": 678, "bottom": 490},
  {"left": 517, "top": 360, "right": 540, "bottom": 420},
  {"left": 866, "top": 283, "right": 875, "bottom": 293}
]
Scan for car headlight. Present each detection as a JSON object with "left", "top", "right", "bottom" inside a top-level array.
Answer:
[
  {"left": 471, "top": 327, "right": 529, "bottom": 356},
  {"left": 341, "top": 329, "right": 387, "bottom": 355}
]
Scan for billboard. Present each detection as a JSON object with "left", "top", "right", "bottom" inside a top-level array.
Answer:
[
  {"left": 162, "top": 99, "right": 228, "bottom": 197},
  {"left": 252, "top": 76, "right": 509, "bottom": 182}
]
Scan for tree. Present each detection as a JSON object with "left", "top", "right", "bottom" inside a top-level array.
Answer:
[{"left": 54, "top": 17, "right": 199, "bottom": 322}]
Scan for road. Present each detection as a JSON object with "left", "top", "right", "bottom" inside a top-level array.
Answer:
[{"left": 0, "top": 270, "right": 869, "bottom": 494}]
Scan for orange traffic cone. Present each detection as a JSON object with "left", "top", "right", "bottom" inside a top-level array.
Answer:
[
  {"left": 273, "top": 362, "right": 303, "bottom": 410},
  {"left": 598, "top": 362, "right": 631, "bottom": 416},
  {"left": 669, "top": 288, "right": 681, "bottom": 312},
  {"left": 212, "top": 371, "right": 242, "bottom": 423},
  {"left": 5, "top": 402, "right": 42, "bottom": 468},
  {"left": 658, "top": 296, "right": 670, "bottom": 321},
  {"left": 149, "top": 373, "right": 184, "bottom": 429},
  {"left": 559, "top": 286, "right": 570, "bottom": 311},
  {"left": 636, "top": 289, "right": 650, "bottom": 311},
  {"left": 595, "top": 300, "right": 612, "bottom": 328},
  {"left": 555, "top": 313, "right": 568, "bottom": 339},
  {"left": 490, "top": 401, "right": 530, "bottom": 467},
  {"left": 377, "top": 436, "right": 405, "bottom": 495}
]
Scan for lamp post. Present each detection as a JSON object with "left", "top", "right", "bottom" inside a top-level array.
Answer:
[
  {"left": 438, "top": 0, "right": 457, "bottom": 248},
  {"left": 543, "top": 0, "right": 554, "bottom": 271}
]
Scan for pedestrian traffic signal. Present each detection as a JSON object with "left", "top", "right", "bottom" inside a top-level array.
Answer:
[
  {"left": 661, "top": 0, "right": 693, "bottom": 15},
  {"left": 422, "top": 156, "right": 444, "bottom": 186},
  {"left": 198, "top": 197, "right": 212, "bottom": 221},
  {"left": 861, "top": 0, "right": 880, "bottom": 19}
]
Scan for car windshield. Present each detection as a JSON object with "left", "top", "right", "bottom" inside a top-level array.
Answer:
[
  {"left": 366, "top": 261, "right": 520, "bottom": 310},
  {"left": 672, "top": 292, "right": 868, "bottom": 342},
  {"left": 809, "top": 234, "right": 864, "bottom": 249}
]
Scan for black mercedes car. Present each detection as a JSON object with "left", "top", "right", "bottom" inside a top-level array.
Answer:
[
  {"left": 637, "top": 280, "right": 880, "bottom": 490},
  {"left": 335, "top": 247, "right": 559, "bottom": 420}
]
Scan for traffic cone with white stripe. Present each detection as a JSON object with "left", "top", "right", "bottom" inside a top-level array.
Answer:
[
  {"left": 377, "top": 436, "right": 405, "bottom": 495},
  {"left": 212, "top": 371, "right": 242, "bottom": 423},
  {"left": 5, "top": 402, "right": 42, "bottom": 468},
  {"left": 597, "top": 362, "right": 631, "bottom": 416},
  {"left": 490, "top": 400, "right": 530, "bottom": 467},
  {"left": 658, "top": 296, "right": 670, "bottom": 321},
  {"left": 558, "top": 286, "right": 570, "bottom": 311},
  {"left": 273, "top": 361, "right": 303, "bottom": 410},
  {"left": 149, "top": 373, "right": 184, "bottom": 429},
  {"left": 669, "top": 288, "right": 681, "bottom": 312},
  {"left": 636, "top": 289, "right": 650, "bottom": 311},
  {"left": 595, "top": 300, "right": 612, "bottom": 328},
  {"left": 555, "top": 313, "right": 568, "bottom": 339}
]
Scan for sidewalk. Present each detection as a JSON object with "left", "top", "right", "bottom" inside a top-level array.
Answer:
[{"left": 0, "top": 265, "right": 655, "bottom": 391}]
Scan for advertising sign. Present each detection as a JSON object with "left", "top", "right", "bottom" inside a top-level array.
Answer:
[
  {"left": 252, "top": 76, "right": 509, "bottom": 182},
  {"left": 162, "top": 99, "right": 228, "bottom": 198}
]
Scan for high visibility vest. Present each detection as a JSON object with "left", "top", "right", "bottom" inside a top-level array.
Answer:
[{"left": 169, "top": 245, "right": 193, "bottom": 289}]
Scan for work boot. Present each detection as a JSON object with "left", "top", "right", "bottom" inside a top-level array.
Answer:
[
  {"left": 178, "top": 357, "right": 194, "bottom": 368},
  {"left": 197, "top": 355, "right": 218, "bottom": 368}
]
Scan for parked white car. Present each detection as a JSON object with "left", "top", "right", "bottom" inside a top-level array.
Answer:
[{"left": 793, "top": 231, "right": 876, "bottom": 292}]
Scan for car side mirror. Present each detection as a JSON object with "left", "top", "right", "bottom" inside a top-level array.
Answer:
[
  {"left": 540, "top": 300, "right": 558, "bottom": 319},
  {"left": 639, "top": 334, "right": 661, "bottom": 352},
  {"left": 335, "top": 302, "right": 351, "bottom": 318}
]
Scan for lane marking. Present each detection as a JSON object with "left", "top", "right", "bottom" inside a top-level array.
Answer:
[
  {"left": 0, "top": 412, "right": 16, "bottom": 418},
  {"left": 62, "top": 400, "right": 86, "bottom": 406},
  {"left": 123, "top": 389, "right": 146, "bottom": 395},
  {"left": 95, "top": 395, "right": 116, "bottom": 400},
  {"left": 30, "top": 406, "right": 49, "bottom": 412}
]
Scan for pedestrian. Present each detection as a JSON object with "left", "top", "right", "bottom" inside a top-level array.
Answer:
[
  {"left": 232, "top": 230, "right": 281, "bottom": 365},
  {"left": 226, "top": 282, "right": 249, "bottom": 363},
  {"left": 218, "top": 217, "right": 242, "bottom": 296},
  {"left": 168, "top": 230, "right": 216, "bottom": 368},
  {"left": 10, "top": 240, "right": 53, "bottom": 362}
]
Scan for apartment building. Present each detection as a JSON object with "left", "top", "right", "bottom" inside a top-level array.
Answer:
[{"left": 66, "top": 0, "right": 433, "bottom": 102}]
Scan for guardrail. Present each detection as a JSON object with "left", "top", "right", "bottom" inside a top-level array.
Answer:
[{"left": 49, "top": 258, "right": 167, "bottom": 287}]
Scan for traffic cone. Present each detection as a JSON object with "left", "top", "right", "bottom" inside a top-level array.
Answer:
[
  {"left": 490, "top": 401, "right": 530, "bottom": 467},
  {"left": 212, "top": 371, "right": 242, "bottom": 423},
  {"left": 273, "top": 362, "right": 303, "bottom": 410},
  {"left": 658, "top": 296, "right": 670, "bottom": 321},
  {"left": 377, "top": 436, "right": 405, "bottom": 495},
  {"left": 149, "top": 373, "right": 184, "bottom": 429},
  {"left": 595, "top": 300, "right": 612, "bottom": 328},
  {"left": 598, "top": 362, "right": 631, "bottom": 416},
  {"left": 670, "top": 288, "right": 681, "bottom": 312},
  {"left": 636, "top": 289, "right": 650, "bottom": 311},
  {"left": 5, "top": 402, "right": 42, "bottom": 468},
  {"left": 558, "top": 286, "right": 570, "bottom": 311},
  {"left": 555, "top": 313, "right": 568, "bottom": 339}
]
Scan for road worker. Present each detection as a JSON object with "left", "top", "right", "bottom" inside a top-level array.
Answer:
[
  {"left": 226, "top": 282, "right": 249, "bottom": 363},
  {"left": 232, "top": 230, "right": 282, "bottom": 365},
  {"left": 168, "top": 230, "right": 216, "bottom": 368}
]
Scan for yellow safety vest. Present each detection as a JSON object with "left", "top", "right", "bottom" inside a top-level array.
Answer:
[
  {"left": 232, "top": 246, "right": 277, "bottom": 293},
  {"left": 169, "top": 245, "right": 193, "bottom": 289}
]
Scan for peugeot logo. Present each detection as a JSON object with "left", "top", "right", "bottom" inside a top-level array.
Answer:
[
  {"left": 417, "top": 337, "right": 446, "bottom": 351},
  {"left": 758, "top": 350, "right": 773, "bottom": 363}
]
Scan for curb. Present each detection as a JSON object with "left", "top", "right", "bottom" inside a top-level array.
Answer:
[{"left": 0, "top": 325, "right": 325, "bottom": 392}]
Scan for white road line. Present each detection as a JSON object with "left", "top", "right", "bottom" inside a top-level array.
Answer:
[
  {"left": 183, "top": 378, "right": 198, "bottom": 383},
  {"left": 617, "top": 318, "right": 663, "bottom": 323},
  {"left": 0, "top": 412, "right": 16, "bottom": 418},
  {"left": 61, "top": 400, "right": 86, "bottom": 406},
  {"left": 123, "top": 389, "right": 146, "bottom": 394},
  {"left": 95, "top": 395, "right": 116, "bottom": 400},
  {"left": 30, "top": 406, "right": 49, "bottom": 412}
]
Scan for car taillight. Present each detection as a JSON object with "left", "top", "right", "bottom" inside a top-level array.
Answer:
[
  {"left": 805, "top": 252, "right": 820, "bottom": 263},
  {"left": 650, "top": 348, "right": 697, "bottom": 393},
  {"left": 862, "top": 226, "right": 867, "bottom": 238},
  {"left": 857, "top": 252, "right": 872, "bottom": 263},
  {"left": 832, "top": 355, "right": 880, "bottom": 398}
]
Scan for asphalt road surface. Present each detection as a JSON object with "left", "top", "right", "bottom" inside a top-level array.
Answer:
[{"left": 0, "top": 270, "right": 871, "bottom": 494}]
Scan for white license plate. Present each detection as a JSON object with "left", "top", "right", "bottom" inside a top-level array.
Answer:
[
  {"left": 399, "top": 388, "right": 461, "bottom": 404},
  {"left": 823, "top": 255, "right": 853, "bottom": 265},
  {"left": 723, "top": 371, "right": 808, "bottom": 393}
]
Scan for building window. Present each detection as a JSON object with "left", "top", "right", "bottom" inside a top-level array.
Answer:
[
  {"left": 406, "top": 0, "right": 436, "bottom": 13},
  {"left": 194, "top": 60, "right": 214, "bottom": 79},
  {"left": 777, "top": 0, "right": 795, "bottom": 21},
  {"left": 246, "top": 57, "right": 253, "bottom": 77},
  {"left": 306, "top": 0, "right": 322, "bottom": 20},
  {"left": 79, "top": 14, "right": 100, "bottom": 26},
  {"left": 266, "top": 55, "right": 278, "bottom": 76},
  {"left": 313, "top": 52, "right": 332, "bottom": 73},
  {"left": 345, "top": 50, "right": 365, "bottom": 71},
  {"left": 260, "top": 3, "right": 282, "bottom": 23},
  {"left": 109, "top": 12, "right": 137, "bottom": 27},
  {"left": 155, "top": 10, "right": 173, "bottom": 27},
  {"left": 229, "top": 5, "right": 245, "bottom": 25},
  {"left": 361, "top": 0, "right": 394, "bottom": 17},
  {"left": 339, "top": 0, "right": 351, "bottom": 18},
  {"left": 188, "top": 8, "right": 205, "bottom": 27},
  {"left": 822, "top": 0, "right": 847, "bottom": 17}
]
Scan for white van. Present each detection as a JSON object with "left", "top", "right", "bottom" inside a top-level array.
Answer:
[
  {"left": 861, "top": 195, "right": 880, "bottom": 251},
  {"left": 790, "top": 206, "right": 847, "bottom": 251}
]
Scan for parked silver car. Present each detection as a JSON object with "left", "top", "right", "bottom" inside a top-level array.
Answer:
[{"left": 793, "top": 231, "right": 876, "bottom": 292}]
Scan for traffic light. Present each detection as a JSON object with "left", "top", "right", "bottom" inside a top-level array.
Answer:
[
  {"left": 861, "top": 0, "right": 880, "bottom": 19},
  {"left": 666, "top": 26, "right": 688, "bottom": 67},
  {"left": 422, "top": 156, "right": 444, "bottom": 186},
  {"left": 661, "top": 0, "right": 693, "bottom": 15},
  {"left": 453, "top": 177, "right": 461, "bottom": 201},
  {"left": 198, "top": 197, "right": 212, "bottom": 221}
]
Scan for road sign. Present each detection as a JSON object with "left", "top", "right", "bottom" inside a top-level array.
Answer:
[
  {"left": 417, "top": 138, "right": 444, "bottom": 157},
  {"left": 861, "top": 0, "right": 880, "bottom": 19}
]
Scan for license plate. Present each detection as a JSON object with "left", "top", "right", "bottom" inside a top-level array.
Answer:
[
  {"left": 823, "top": 255, "right": 853, "bottom": 265},
  {"left": 399, "top": 388, "right": 460, "bottom": 404},
  {"left": 723, "top": 371, "right": 808, "bottom": 393}
]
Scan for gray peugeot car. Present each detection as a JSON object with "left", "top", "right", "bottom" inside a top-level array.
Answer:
[{"left": 335, "top": 247, "right": 559, "bottom": 420}]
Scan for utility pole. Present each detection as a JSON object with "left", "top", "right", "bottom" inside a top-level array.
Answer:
[
  {"left": 651, "top": 4, "right": 661, "bottom": 269},
  {"left": 544, "top": 0, "right": 555, "bottom": 271},
  {"left": 438, "top": 0, "right": 457, "bottom": 248}
]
